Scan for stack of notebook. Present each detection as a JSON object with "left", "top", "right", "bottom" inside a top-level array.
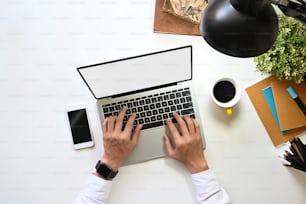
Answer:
[
  {"left": 262, "top": 80, "right": 306, "bottom": 134},
  {"left": 246, "top": 76, "right": 306, "bottom": 146}
]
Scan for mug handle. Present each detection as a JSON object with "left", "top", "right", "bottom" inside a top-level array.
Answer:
[{"left": 225, "top": 108, "right": 232, "bottom": 116}]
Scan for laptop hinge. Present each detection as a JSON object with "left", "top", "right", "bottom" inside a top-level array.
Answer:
[{"left": 108, "top": 82, "right": 178, "bottom": 99}]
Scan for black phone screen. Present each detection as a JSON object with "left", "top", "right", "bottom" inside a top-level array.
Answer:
[{"left": 67, "top": 109, "right": 92, "bottom": 144}]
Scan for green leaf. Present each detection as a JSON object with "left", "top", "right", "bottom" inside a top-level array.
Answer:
[{"left": 254, "top": 15, "right": 306, "bottom": 83}]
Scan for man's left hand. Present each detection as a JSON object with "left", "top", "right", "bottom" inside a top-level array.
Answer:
[{"left": 101, "top": 106, "right": 142, "bottom": 171}]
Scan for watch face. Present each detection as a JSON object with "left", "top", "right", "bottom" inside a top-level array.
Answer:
[
  {"left": 96, "top": 161, "right": 117, "bottom": 178},
  {"left": 99, "top": 164, "right": 112, "bottom": 176}
]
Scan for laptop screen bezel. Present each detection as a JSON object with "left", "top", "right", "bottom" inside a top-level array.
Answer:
[{"left": 77, "top": 45, "right": 193, "bottom": 100}]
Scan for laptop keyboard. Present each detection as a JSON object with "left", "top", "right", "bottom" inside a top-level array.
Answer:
[{"left": 102, "top": 87, "right": 195, "bottom": 130}]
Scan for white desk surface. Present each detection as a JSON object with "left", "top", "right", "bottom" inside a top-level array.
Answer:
[{"left": 1, "top": 1, "right": 305, "bottom": 203}]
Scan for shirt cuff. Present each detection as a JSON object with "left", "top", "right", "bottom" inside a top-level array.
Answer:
[
  {"left": 191, "top": 169, "right": 222, "bottom": 199},
  {"left": 87, "top": 173, "right": 113, "bottom": 188},
  {"left": 75, "top": 174, "right": 113, "bottom": 204}
]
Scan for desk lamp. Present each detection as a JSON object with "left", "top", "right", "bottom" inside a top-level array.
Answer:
[{"left": 200, "top": 0, "right": 306, "bottom": 57}]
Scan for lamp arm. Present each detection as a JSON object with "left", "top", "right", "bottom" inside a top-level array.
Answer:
[{"left": 269, "top": 0, "right": 306, "bottom": 23}]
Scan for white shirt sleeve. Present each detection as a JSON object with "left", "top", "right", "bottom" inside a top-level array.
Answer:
[
  {"left": 191, "top": 169, "right": 231, "bottom": 204},
  {"left": 74, "top": 169, "right": 230, "bottom": 204},
  {"left": 73, "top": 174, "right": 112, "bottom": 204}
]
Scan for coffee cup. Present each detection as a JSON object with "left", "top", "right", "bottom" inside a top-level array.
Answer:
[{"left": 211, "top": 77, "right": 241, "bottom": 115}]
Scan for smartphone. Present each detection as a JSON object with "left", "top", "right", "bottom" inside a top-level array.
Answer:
[{"left": 67, "top": 105, "right": 94, "bottom": 150}]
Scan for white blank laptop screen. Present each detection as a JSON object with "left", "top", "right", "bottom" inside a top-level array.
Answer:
[{"left": 78, "top": 46, "right": 192, "bottom": 99}]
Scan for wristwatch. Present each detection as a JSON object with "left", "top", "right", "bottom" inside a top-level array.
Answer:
[{"left": 95, "top": 160, "right": 118, "bottom": 179}]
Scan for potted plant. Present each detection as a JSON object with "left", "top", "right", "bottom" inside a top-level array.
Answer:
[{"left": 254, "top": 15, "right": 306, "bottom": 83}]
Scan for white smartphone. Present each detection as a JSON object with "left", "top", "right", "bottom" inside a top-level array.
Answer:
[{"left": 66, "top": 105, "right": 94, "bottom": 150}]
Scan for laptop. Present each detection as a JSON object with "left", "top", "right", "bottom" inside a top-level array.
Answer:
[{"left": 77, "top": 45, "right": 205, "bottom": 165}]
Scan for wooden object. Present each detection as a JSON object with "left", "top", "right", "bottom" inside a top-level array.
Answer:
[{"left": 153, "top": 0, "right": 202, "bottom": 36}]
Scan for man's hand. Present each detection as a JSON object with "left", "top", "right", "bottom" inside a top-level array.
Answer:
[
  {"left": 164, "top": 112, "right": 208, "bottom": 174},
  {"left": 101, "top": 106, "right": 142, "bottom": 172}
]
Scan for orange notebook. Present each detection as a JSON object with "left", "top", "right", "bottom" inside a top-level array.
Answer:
[
  {"left": 246, "top": 76, "right": 306, "bottom": 146},
  {"left": 271, "top": 81, "right": 306, "bottom": 131}
]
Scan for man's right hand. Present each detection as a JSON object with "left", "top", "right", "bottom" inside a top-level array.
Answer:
[{"left": 164, "top": 112, "right": 208, "bottom": 174}]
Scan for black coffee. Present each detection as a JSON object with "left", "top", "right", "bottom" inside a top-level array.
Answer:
[{"left": 213, "top": 81, "right": 236, "bottom": 103}]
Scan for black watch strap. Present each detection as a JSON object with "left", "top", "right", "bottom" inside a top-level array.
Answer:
[{"left": 95, "top": 160, "right": 118, "bottom": 179}]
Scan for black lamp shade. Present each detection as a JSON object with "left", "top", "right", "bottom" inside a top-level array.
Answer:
[{"left": 200, "top": 0, "right": 279, "bottom": 57}]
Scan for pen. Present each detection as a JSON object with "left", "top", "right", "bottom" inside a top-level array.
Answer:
[
  {"left": 291, "top": 142, "right": 305, "bottom": 163},
  {"left": 294, "top": 137, "right": 306, "bottom": 162},
  {"left": 289, "top": 138, "right": 299, "bottom": 157},
  {"left": 286, "top": 86, "right": 306, "bottom": 116}
]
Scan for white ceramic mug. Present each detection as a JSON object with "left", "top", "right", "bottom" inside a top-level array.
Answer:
[{"left": 211, "top": 77, "right": 242, "bottom": 115}]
